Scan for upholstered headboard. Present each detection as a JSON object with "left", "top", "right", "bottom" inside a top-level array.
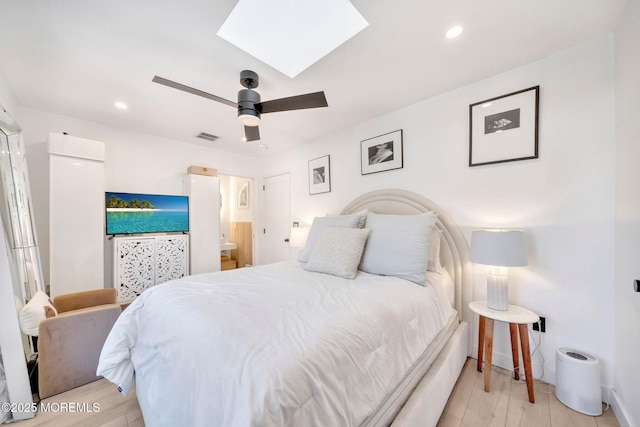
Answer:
[{"left": 340, "top": 189, "right": 473, "bottom": 329}]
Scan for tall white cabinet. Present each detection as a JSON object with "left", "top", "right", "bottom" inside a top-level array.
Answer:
[
  {"left": 113, "top": 235, "right": 189, "bottom": 302},
  {"left": 48, "top": 133, "right": 105, "bottom": 297},
  {"left": 184, "top": 173, "right": 220, "bottom": 274}
]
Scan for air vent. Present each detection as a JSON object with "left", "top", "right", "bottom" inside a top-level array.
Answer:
[{"left": 196, "top": 132, "right": 219, "bottom": 142}]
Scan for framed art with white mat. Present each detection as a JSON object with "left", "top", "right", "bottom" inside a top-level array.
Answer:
[
  {"left": 360, "top": 129, "right": 403, "bottom": 175},
  {"left": 308, "top": 155, "right": 330, "bottom": 195},
  {"left": 469, "top": 86, "right": 539, "bottom": 167}
]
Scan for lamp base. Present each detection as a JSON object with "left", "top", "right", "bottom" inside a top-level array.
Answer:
[{"left": 487, "top": 267, "right": 508, "bottom": 310}]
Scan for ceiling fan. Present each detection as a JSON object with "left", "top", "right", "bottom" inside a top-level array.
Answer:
[{"left": 152, "top": 70, "right": 328, "bottom": 142}]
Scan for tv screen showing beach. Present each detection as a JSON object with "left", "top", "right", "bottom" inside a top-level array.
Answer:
[{"left": 105, "top": 192, "right": 189, "bottom": 235}]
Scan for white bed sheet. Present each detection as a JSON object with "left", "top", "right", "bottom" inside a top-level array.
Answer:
[
  {"left": 98, "top": 261, "right": 456, "bottom": 427},
  {"left": 426, "top": 270, "right": 454, "bottom": 308}
]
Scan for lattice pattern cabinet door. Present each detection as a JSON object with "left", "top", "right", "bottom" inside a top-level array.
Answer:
[
  {"left": 114, "top": 235, "right": 189, "bottom": 302},
  {"left": 155, "top": 236, "right": 189, "bottom": 284},
  {"left": 114, "top": 238, "right": 154, "bottom": 302}
]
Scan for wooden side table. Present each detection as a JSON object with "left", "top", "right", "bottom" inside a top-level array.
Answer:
[{"left": 469, "top": 301, "right": 540, "bottom": 403}]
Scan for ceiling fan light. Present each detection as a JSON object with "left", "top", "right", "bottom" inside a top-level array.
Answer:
[
  {"left": 238, "top": 113, "right": 261, "bottom": 127},
  {"left": 446, "top": 25, "right": 464, "bottom": 39}
]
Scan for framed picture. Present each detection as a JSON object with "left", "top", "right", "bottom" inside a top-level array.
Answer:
[
  {"left": 360, "top": 130, "right": 403, "bottom": 175},
  {"left": 237, "top": 182, "right": 249, "bottom": 209},
  {"left": 469, "top": 86, "right": 539, "bottom": 167},
  {"left": 308, "top": 155, "right": 331, "bottom": 195}
]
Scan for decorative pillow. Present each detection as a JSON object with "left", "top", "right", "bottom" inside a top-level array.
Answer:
[
  {"left": 427, "top": 228, "right": 444, "bottom": 273},
  {"left": 360, "top": 212, "right": 438, "bottom": 285},
  {"left": 327, "top": 209, "right": 369, "bottom": 228},
  {"left": 299, "top": 213, "right": 363, "bottom": 262},
  {"left": 304, "top": 227, "right": 370, "bottom": 279},
  {"left": 18, "top": 290, "right": 58, "bottom": 336}
]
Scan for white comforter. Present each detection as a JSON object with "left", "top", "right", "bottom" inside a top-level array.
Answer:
[{"left": 98, "top": 261, "right": 456, "bottom": 427}]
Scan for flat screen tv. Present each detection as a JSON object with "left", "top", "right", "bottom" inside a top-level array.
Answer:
[{"left": 105, "top": 192, "right": 189, "bottom": 235}]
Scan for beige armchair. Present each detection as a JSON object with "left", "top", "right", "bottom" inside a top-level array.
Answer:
[{"left": 38, "top": 288, "right": 121, "bottom": 399}]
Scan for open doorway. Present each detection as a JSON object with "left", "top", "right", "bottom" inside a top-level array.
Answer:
[{"left": 218, "top": 174, "right": 255, "bottom": 269}]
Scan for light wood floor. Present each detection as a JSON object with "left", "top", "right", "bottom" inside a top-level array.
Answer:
[
  {"left": 16, "top": 358, "right": 620, "bottom": 427},
  {"left": 16, "top": 379, "right": 141, "bottom": 427},
  {"left": 438, "top": 359, "right": 620, "bottom": 427}
]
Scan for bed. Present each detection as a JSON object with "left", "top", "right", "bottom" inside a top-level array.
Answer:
[{"left": 97, "top": 189, "right": 473, "bottom": 426}]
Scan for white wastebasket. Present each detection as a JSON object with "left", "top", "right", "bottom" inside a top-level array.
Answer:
[{"left": 555, "top": 348, "right": 602, "bottom": 416}]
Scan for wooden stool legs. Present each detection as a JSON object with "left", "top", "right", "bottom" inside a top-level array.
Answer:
[
  {"left": 509, "top": 323, "right": 520, "bottom": 380},
  {"left": 477, "top": 315, "right": 485, "bottom": 372},
  {"left": 519, "top": 324, "right": 535, "bottom": 403},
  {"left": 476, "top": 315, "right": 535, "bottom": 403}
]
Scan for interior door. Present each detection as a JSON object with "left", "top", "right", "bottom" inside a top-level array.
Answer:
[{"left": 263, "top": 173, "right": 291, "bottom": 264}]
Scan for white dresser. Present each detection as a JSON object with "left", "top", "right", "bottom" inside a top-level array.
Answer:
[{"left": 113, "top": 235, "right": 189, "bottom": 302}]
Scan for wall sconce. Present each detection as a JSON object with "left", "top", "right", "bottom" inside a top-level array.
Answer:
[{"left": 469, "top": 229, "right": 528, "bottom": 311}]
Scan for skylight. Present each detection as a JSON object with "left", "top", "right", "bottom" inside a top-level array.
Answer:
[{"left": 217, "top": 0, "right": 369, "bottom": 78}]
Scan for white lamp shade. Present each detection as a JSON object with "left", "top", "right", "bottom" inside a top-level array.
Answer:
[
  {"left": 469, "top": 229, "right": 527, "bottom": 267},
  {"left": 289, "top": 227, "right": 309, "bottom": 248}
]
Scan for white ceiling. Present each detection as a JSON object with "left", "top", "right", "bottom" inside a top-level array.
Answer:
[{"left": 0, "top": 0, "right": 626, "bottom": 157}]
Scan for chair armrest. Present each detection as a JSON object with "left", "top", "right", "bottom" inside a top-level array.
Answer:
[
  {"left": 38, "top": 304, "right": 121, "bottom": 398},
  {"left": 53, "top": 288, "right": 117, "bottom": 313}
]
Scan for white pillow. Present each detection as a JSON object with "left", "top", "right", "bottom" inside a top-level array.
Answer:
[
  {"left": 427, "top": 228, "right": 443, "bottom": 273},
  {"left": 304, "top": 227, "right": 370, "bottom": 279},
  {"left": 18, "top": 290, "right": 58, "bottom": 336},
  {"left": 327, "top": 209, "right": 368, "bottom": 228},
  {"left": 299, "top": 213, "right": 363, "bottom": 262},
  {"left": 360, "top": 212, "right": 438, "bottom": 285}
]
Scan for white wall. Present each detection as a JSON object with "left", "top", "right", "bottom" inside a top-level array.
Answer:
[
  {"left": 614, "top": 0, "right": 640, "bottom": 425},
  {"left": 17, "top": 106, "right": 263, "bottom": 288},
  {"left": 0, "top": 73, "right": 18, "bottom": 118},
  {"left": 263, "top": 36, "right": 616, "bottom": 390}
]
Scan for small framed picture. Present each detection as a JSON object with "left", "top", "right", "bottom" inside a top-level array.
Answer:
[
  {"left": 237, "top": 182, "right": 249, "bottom": 209},
  {"left": 469, "top": 86, "right": 539, "bottom": 167},
  {"left": 308, "top": 155, "right": 331, "bottom": 195},
  {"left": 360, "top": 130, "right": 403, "bottom": 175}
]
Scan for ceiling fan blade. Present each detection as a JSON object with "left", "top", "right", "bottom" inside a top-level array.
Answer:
[
  {"left": 152, "top": 76, "right": 237, "bottom": 108},
  {"left": 257, "top": 91, "right": 328, "bottom": 114},
  {"left": 244, "top": 126, "right": 260, "bottom": 142}
]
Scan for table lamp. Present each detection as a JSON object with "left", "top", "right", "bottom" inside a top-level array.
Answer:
[
  {"left": 469, "top": 229, "right": 527, "bottom": 311},
  {"left": 289, "top": 223, "right": 309, "bottom": 249}
]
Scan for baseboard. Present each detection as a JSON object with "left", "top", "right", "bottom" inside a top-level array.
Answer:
[
  {"left": 610, "top": 389, "right": 633, "bottom": 427},
  {"left": 471, "top": 345, "right": 556, "bottom": 385}
]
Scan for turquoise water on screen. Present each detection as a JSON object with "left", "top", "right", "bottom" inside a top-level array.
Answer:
[{"left": 106, "top": 210, "right": 188, "bottom": 234}]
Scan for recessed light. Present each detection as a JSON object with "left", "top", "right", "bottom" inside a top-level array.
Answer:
[
  {"left": 114, "top": 102, "right": 128, "bottom": 110},
  {"left": 446, "top": 25, "right": 463, "bottom": 39},
  {"left": 482, "top": 102, "right": 492, "bottom": 108},
  {"left": 241, "top": 137, "right": 248, "bottom": 142}
]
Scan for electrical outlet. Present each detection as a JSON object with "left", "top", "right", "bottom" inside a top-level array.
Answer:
[{"left": 532, "top": 316, "right": 546, "bottom": 333}]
